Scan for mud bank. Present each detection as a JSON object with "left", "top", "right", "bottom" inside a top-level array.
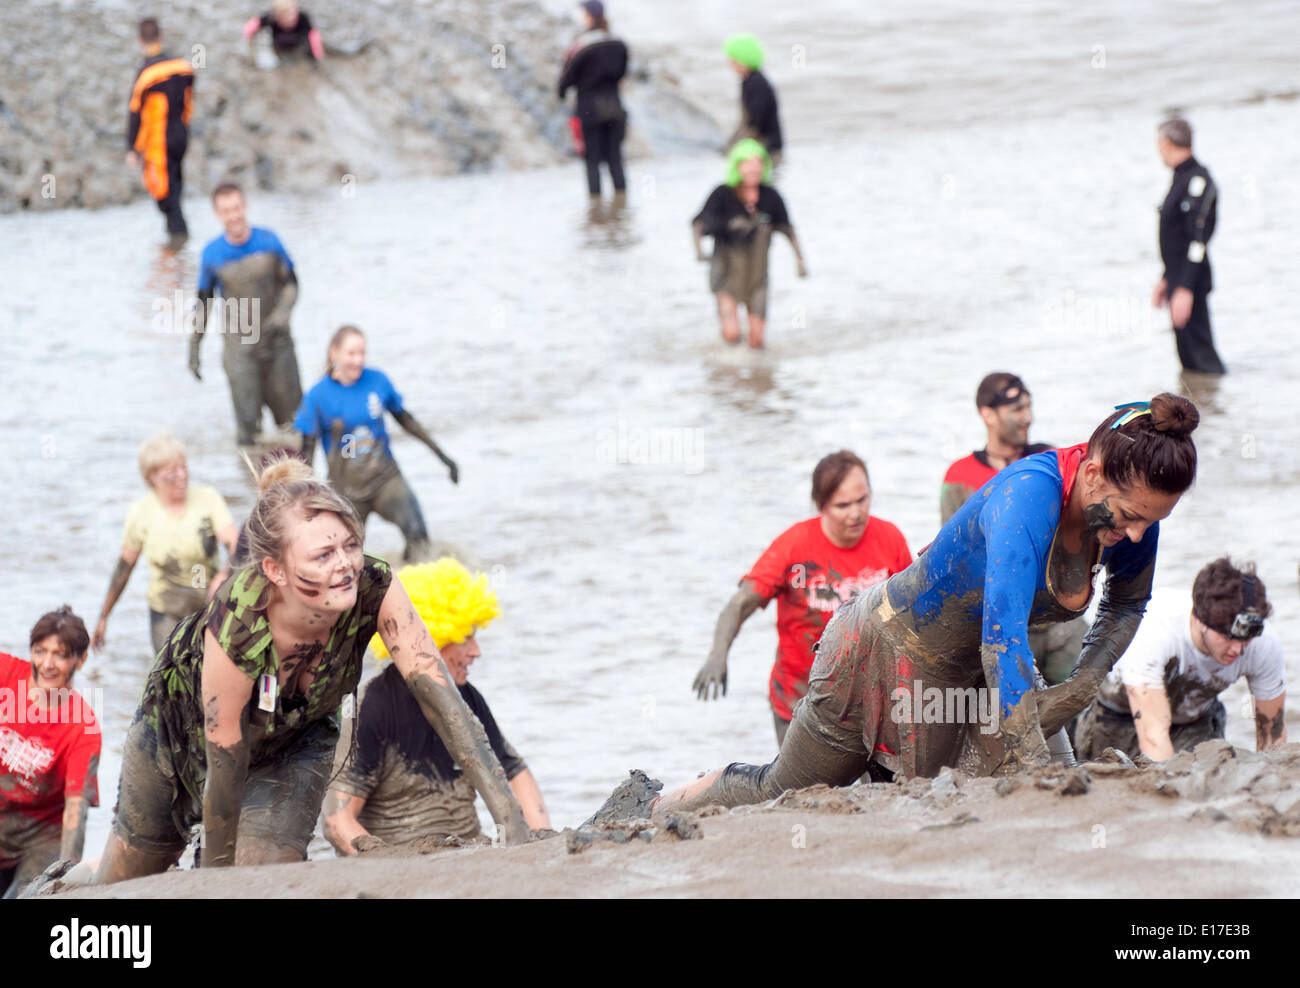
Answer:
[
  {"left": 47, "top": 741, "right": 1300, "bottom": 898},
  {"left": 0, "top": 0, "right": 718, "bottom": 212}
]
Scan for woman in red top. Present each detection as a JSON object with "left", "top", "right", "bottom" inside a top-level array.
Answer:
[
  {"left": 0, "top": 607, "right": 100, "bottom": 898},
  {"left": 693, "top": 450, "right": 912, "bottom": 745}
]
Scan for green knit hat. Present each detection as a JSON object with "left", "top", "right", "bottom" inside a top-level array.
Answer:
[
  {"left": 722, "top": 33, "right": 764, "bottom": 70},
  {"left": 725, "top": 138, "right": 772, "bottom": 187}
]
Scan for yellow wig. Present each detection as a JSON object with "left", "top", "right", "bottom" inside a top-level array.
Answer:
[{"left": 370, "top": 557, "right": 500, "bottom": 660}]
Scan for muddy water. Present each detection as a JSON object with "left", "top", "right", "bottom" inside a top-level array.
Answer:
[{"left": 2, "top": 0, "right": 1298, "bottom": 863}]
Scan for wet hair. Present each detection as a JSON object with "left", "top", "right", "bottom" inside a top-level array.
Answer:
[
  {"left": 240, "top": 453, "right": 364, "bottom": 570},
  {"left": 811, "top": 450, "right": 869, "bottom": 511},
  {"left": 1193, "top": 558, "right": 1272, "bottom": 630},
  {"left": 30, "top": 606, "right": 90, "bottom": 658},
  {"left": 138, "top": 18, "right": 161, "bottom": 43},
  {"left": 325, "top": 324, "right": 366, "bottom": 376},
  {"left": 1085, "top": 393, "right": 1198, "bottom": 495},
  {"left": 137, "top": 430, "right": 187, "bottom": 485},
  {"left": 975, "top": 371, "right": 1029, "bottom": 410},
  {"left": 1158, "top": 117, "right": 1193, "bottom": 149},
  {"left": 211, "top": 182, "right": 244, "bottom": 204}
]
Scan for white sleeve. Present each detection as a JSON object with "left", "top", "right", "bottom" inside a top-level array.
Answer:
[
  {"left": 1115, "top": 612, "right": 1180, "bottom": 689},
  {"left": 1245, "top": 633, "right": 1287, "bottom": 702}
]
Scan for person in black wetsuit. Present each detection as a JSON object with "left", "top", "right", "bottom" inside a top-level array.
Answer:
[
  {"left": 558, "top": 1, "right": 629, "bottom": 199},
  {"left": 125, "top": 18, "right": 194, "bottom": 250},
  {"left": 243, "top": 0, "right": 324, "bottom": 62},
  {"left": 1152, "top": 117, "right": 1226, "bottom": 375},
  {"left": 722, "top": 33, "right": 783, "bottom": 166}
]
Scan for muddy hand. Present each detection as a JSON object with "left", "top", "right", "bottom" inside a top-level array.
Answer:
[
  {"left": 1035, "top": 668, "right": 1105, "bottom": 737},
  {"left": 693, "top": 655, "right": 727, "bottom": 700},
  {"left": 969, "top": 691, "right": 1051, "bottom": 776}
]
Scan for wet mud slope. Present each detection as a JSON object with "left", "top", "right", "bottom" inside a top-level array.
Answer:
[
  {"left": 0, "top": 0, "right": 719, "bottom": 211},
  {"left": 48, "top": 741, "right": 1300, "bottom": 898}
]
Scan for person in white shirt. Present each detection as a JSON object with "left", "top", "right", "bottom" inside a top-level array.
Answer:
[{"left": 1075, "top": 558, "right": 1287, "bottom": 761}]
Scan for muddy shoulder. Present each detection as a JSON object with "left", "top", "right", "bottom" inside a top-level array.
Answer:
[
  {"left": 49, "top": 741, "right": 1300, "bottom": 898},
  {"left": 0, "top": 0, "right": 718, "bottom": 212}
]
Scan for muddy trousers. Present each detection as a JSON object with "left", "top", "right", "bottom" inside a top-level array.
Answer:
[
  {"left": 0, "top": 838, "right": 60, "bottom": 899},
  {"left": 1173, "top": 290, "right": 1226, "bottom": 375},
  {"left": 348, "top": 469, "right": 432, "bottom": 563},
  {"left": 582, "top": 119, "right": 626, "bottom": 196},
  {"left": 675, "top": 705, "right": 875, "bottom": 813},
  {"left": 111, "top": 716, "right": 336, "bottom": 860},
  {"left": 221, "top": 330, "right": 304, "bottom": 447},
  {"left": 154, "top": 148, "right": 188, "bottom": 236},
  {"left": 1073, "top": 698, "right": 1227, "bottom": 762}
]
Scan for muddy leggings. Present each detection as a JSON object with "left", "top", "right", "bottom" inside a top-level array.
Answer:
[
  {"left": 0, "top": 838, "right": 61, "bottom": 899},
  {"left": 111, "top": 715, "right": 335, "bottom": 860},
  {"left": 222, "top": 329, "right": 304, "bottom": 447},
  {"left": 348, "top": 469, "right": 432, "bottom": 563}
]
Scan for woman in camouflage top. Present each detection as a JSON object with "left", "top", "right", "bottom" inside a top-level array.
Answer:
[{"left": 93, "top": 456, "right": 529, "bottom": 883}]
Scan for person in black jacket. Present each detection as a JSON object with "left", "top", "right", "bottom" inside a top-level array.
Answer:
[
  {"left": 723, "top": 33, "right": 783, "bottom": 165},
  {"left": 125, "top": 18, "right": 194, "bottom": 249},
  {"left": 558, "top": 1, "right": 629, "bottom": 198},
  {"left": 1152, "top": 117, "right": 1226, "bottom": 374}
]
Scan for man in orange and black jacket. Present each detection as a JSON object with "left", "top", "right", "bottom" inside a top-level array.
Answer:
[{"left": 126, "top": 17, "right": 194, "bottom": 248}]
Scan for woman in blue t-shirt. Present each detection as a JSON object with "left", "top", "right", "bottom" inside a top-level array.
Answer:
[
  {"left": 589, "top": 395, "right": 1202, "bottom": 822},
  {"left": 294, "top": 325, "right": 458, "bottom": 562}
]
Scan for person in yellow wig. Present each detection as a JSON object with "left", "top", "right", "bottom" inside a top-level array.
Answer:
[{"left": 323, "top": 558, "right": 550, "bottom": 853}]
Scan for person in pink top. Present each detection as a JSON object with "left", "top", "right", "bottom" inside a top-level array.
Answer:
[
  {"left": 0, "top": 607, "right": 100, "bottom": 898},
  {"left": 693, "top": 450, "right": 912, "bottom": 745}
]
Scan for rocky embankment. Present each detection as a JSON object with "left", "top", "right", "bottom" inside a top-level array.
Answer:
[{"left": 0, "top": 0, "right": 719, "bottom": 211}]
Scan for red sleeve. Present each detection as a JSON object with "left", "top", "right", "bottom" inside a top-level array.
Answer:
[
  {"left": 742, "top": 521, "right": 806, "bottom": 603},
  {"left": 61, "top": 707, "right": 102, "bottom": 808}
]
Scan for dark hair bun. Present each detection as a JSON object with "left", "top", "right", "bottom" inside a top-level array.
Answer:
[{"left": 1149, "top": 393, "right": 1199, "bottom": 439}]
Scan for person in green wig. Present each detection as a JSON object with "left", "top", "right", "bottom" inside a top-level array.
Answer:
[
  {"left": 692, "top": 139, "right": 807, "bottom": 348},
  {"left": 723, "top": 33, "right": 784, "bottom": 164}
]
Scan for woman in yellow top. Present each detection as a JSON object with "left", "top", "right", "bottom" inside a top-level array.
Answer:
[{"left": 92, "top": 432, "right": 239, "bottom": 656}]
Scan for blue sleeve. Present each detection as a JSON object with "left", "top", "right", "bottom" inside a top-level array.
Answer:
[
  {"left": 381, "top": 371, "right": 404, "bottom": 416},
  {"left": 977, "top": 471, "right": 1058, "bottom": 715},
  {"left": 292, "top": 384, "right": 320, "bottom": 437},
  {"left": 268, "top": 231, "right": 294, "bottom": 272}
]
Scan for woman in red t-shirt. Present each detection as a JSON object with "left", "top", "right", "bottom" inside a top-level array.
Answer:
[
  {"left": 0, "top": 607, "right": 100, "bottom": 898},
  {"left": 693, "top": 450, "right": 912, "bottom": 745}
]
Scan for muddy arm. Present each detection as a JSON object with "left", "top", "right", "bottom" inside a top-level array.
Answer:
[
  {"left": 200, "top": 628, "right": 255, "bottom": 867},
  {"left": 1254, "top": 693, "right": 1287, "bottom": 752},
  {"left": 59, "top": 796, "right": 89, "bottom": 862},
  {"left": 265, "top": 265, "right": 298, "bottom": 330},
  {"left": 377, "top": 580, "right": 530, "bottom": 845},
  {"left": 1126, "top": 684, "right": 1174, "bottom": 760},
  {"left": 694, "top": 582, "right": 764, "bottom": 700},
  {"left": 1037, "top": 562, "right": 1152, "bottom": 737},
  {"left": 773, "top": 224, "right": 807, "bottom": 276},
  {"left": 692, "top": 219, "right": 708, "bottom": 261},
  {"left": 92, "top": 548, "right": 140, "bottom": 649},
  {"left": 508, "top": 769, "right": 551, "bottom": 830},
  {"left": 321, "top": 791, "right": 373, "bottom": 855},
  {"left": 393, "top": 409, "right": 458, "bottom": 482}
]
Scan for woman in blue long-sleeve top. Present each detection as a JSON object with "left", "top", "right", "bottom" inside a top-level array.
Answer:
[{"left": 615, "top": 394, "right": 1201, "bottom": 816}]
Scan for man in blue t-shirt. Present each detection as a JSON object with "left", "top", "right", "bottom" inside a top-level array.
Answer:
[{"left": 190, "top": 182, "right": 304, "bottom": 449}]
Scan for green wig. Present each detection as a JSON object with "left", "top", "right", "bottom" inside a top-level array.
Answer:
[
  {"left": 722, "top": 33, "right": 764, "bottom": 70},
  {"left": 725, "top": 138, "right": 773, "bottom": 187}
]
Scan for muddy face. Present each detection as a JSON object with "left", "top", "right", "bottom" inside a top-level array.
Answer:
[
  {"left": 438, "top": 635, "right": 480, "bottom": 686},
  {"left": 1192, "top": 619, "right": 1246, "bottom": 666},
  {"left": 820, "top": 466, "right": 871, "bottom": 548},
  {"left": 992, "top": 394, "right": 1032, "bottom": 449},
  {"left": 272, "top": 510, "right": 364, "bottom": 613},
  {"left": 1080, "top": 463, "right": 1182, "bottom": 547},
  {"left": 29, "top": 633, "right": 86, "bottom": 694},
  {"left": 148, "top": 457, "right": 188, "bottom": 506},
  {"left": 737, "top": 154, "right": 764, "bottom": 188}
]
